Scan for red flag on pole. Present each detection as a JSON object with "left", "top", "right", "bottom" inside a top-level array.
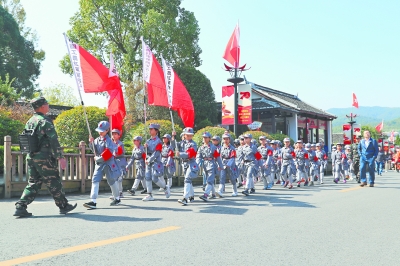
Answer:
[
  {"left": 106, "top": 53, "right": 126, "bottom": 132},
  {"left": 375, "top": 121, "right": 384, "bottom": 133},
  {"left": 141, "top": 38, "right": 169, "bottom": 108},
  {"left": 64, "top": 35, "right": 119, "bottom": 93},
  {"left": 161, "top": 57, "right": 195, "bottom": 128},
  {"left": 352, "top": 93, "right": 359, "bottom": 108},
  {"left": 223, "top": 23, "right": 240, "bottom": 68}
]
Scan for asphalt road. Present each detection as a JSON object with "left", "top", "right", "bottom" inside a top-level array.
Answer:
[{"left": 0, "top": 172, "right": 399, "bottom": 266}]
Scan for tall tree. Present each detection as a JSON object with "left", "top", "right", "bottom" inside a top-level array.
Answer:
[
  {"left": 59, "top": 0, "right": 202, "bottom": 124},
  {"left": 0, "top": 5, "right": 44, "bottom": 97},
  {"left": 59, "top": 0, "right": 202, "bottom": 83},
  {"left": 173, "top": 66, "right": 217, "bottom": 129},
  {"left": 36, "top": 83, "right": 79, "bottom": 107},
  {"left": 0, "top": 73, "right": 19, "bottom": 105}
]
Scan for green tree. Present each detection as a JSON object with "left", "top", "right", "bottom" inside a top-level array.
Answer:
[
  {"left": 0, "top": 108, "right": 24, "bottom": 143},
  {"left": 395, "top": 135, "right": 400, "bottom": 146},
  {"left": 193, "top": 127, "right": 235, "bottom": 146},
  {"left": 0, "top": 5, "right": 44, "bottom": 97},
  {"left": 59, "top": 1, "right": 202, "bottom": 127},
  {"left": 0, "top": 73, "right": 19, "bottom": 105},
  {"left": 361, "top": 125, "right": 380, "bottom": 140},
  {"left": 36, "top": 83, "right": 79, "bottom": 106},
  {"left": 173, "top": 66, "right": 217, "bottom": 129},
  {"left": 59, "top": 0, "right": 201, "bottom": 83},
  {"left": 54, "top": 106, "right": 108, "bottom": 147}
]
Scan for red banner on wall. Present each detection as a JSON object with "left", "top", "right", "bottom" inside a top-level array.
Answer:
[
  {"left": 222, "top": 85, "right": 234, "bottom": 125},
  {"left": 238, "top": 84, "right": 252, "bottom": 124}
]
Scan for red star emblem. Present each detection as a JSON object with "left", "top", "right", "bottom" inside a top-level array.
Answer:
[
  {"left": 194, "top": 166, "right": 196, "bottom": 168},
  {"left": 112, "top": 164, "right": 115, "bottom": 168}
]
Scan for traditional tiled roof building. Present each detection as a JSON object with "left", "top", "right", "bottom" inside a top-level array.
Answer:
[{"left": 217, "top": 79, "right": 337, "bottom": 150}]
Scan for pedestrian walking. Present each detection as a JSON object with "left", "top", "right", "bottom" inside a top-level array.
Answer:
[
  {"left": 83, "top": 121, "right": 122, "bottom": 208},
  {"left": 126, "top": 136, "right": 147, "bottom": 195},
  {"left": 358, "top": 131, "right": 379, "bottom": 187},
  {"left": 14, "top": 97, "right": 77, "bottom": 217}
]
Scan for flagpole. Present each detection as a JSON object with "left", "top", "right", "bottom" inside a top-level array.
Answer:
[{"left": 63, "top": 33, "right": 96, "bottom": 156}]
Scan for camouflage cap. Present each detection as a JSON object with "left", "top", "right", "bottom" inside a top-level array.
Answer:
[{"left": 30, "top": 96, "right": 48, "bottom": 109}]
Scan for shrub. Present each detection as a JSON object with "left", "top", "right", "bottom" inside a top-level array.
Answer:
[
  {"left": 196, "top": 118, "right": 213, "bottom": 129},
  {"left": 0, "top": 109, "right": 25, "bottom": 144},
  {"left": 242, "top": 131, "right": 271, "bottom": 143},
  {"left": 54, "top": 106, "right": 108, "bottom": 147},
  {"left": 193, "top": 126, "right": 235, "bottom": 145},
  {"left": 269, "top": 133, "right": 294, "bottom": 146},
  {"left": 0, "top": 145, "right": 22, "bottom": 174},
  {"left": 124, "top": 120, "right": 183, "bottom": 147}
]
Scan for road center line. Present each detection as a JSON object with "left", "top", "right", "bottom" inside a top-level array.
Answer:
[{"left": 0, "top": 226, "right": 181, "bottom": 266}]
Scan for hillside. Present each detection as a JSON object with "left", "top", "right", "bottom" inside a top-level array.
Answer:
[{"left": 327, "top": 106, "right": 400, "bottom": 133}]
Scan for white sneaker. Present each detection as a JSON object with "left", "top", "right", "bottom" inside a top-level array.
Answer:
[
  {"left": 119, "top": 192, "right": 124, "bottom": 198},
  {"left": 320, "top": 181, "right": 324, "bottom": 184},
  {"left": 159, "top": 187, "right": 164, "bottom": 192},
  {"left": 109, "top": 195, "right": 114, "bottom": 199},
  {"left": 231, "top": 192, "right": 238, "bottom": 197},
  {"left": 216, "top": 191, "right": 224, "bottom": 198},
  {"left": 142, "top": 195, "right": 154, "bottom": 201},
  {"left": 164, "top": 187, "right": 171, "bottom": 198}
]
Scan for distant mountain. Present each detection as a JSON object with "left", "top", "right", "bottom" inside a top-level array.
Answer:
[{"left": 327, "top": 106, "right": 400, "bottom": 133}]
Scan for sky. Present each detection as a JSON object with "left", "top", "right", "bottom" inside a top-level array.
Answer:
[{"left": 19, "top": 0, "right": 400, "bottom": 110}]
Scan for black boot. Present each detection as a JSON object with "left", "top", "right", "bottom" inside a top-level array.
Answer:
[
  {"left": 59, "top": 203, "right": 77, "bottom": 214},
  {"left": 13, "top": 208, "right": 32, "bottom": 218}
]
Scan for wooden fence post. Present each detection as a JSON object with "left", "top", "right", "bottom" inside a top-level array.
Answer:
[
  {"left": 4, "top": 136, "right": 12, "bottom": 198},
  {"left": 79, "top": 141, "right": 86, "bottom": 193}
]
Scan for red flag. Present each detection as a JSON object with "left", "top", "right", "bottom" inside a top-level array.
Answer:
[
  {"left": 64, "top": 34, "right": 118, "bottom": 93},
  {"left": 106, "top": 53, "right": 126, "bottom": 132},
  {"left": 352, "top": 93, "right": 359, "bottom": 108},
  {"left": 375, "top": 121, "right": 384, "bottom": 133},
  {"left": 142, "top": 39, "right": 169, "bottom": 108},
  {"left": 162, "top": 57, "right": 195, "bottom": 128},
  {"left": 223, "top": 24, "right": 240, "bottom": 68}
]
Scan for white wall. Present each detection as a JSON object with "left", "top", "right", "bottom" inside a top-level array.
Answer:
[{"left": 287, "top": 113, "right": 298, "bottom": 141}]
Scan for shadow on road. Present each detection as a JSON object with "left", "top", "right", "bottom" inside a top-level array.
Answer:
[{"left": 28, "top": 212, "right": 162, "bottom": 222}]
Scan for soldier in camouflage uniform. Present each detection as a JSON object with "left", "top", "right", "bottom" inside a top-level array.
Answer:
[
  {"left": 14, "top": 97, "right": 77, "bottom": 217},
  {"left": 352, "top": 136, "right": 361, "bottom": 183}
]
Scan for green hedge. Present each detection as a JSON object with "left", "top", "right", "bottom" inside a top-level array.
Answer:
[
  {"left": 269, "top": 133, "right": 294, "bottom": 146},
  {"left": 193, "top": 126, "right": 235, "bottom": 146},
  {"left": 54, "top": 106, "right": 108, "bottom": 147},
  {"left": 242, "top": 131, "right": 271, "bottom": 142},
  {"left": 0, "top": 145, "right": 22, "bottom": 174},
  {"left": 0, "top": 110, "right": 25, "bottom": 144}
]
